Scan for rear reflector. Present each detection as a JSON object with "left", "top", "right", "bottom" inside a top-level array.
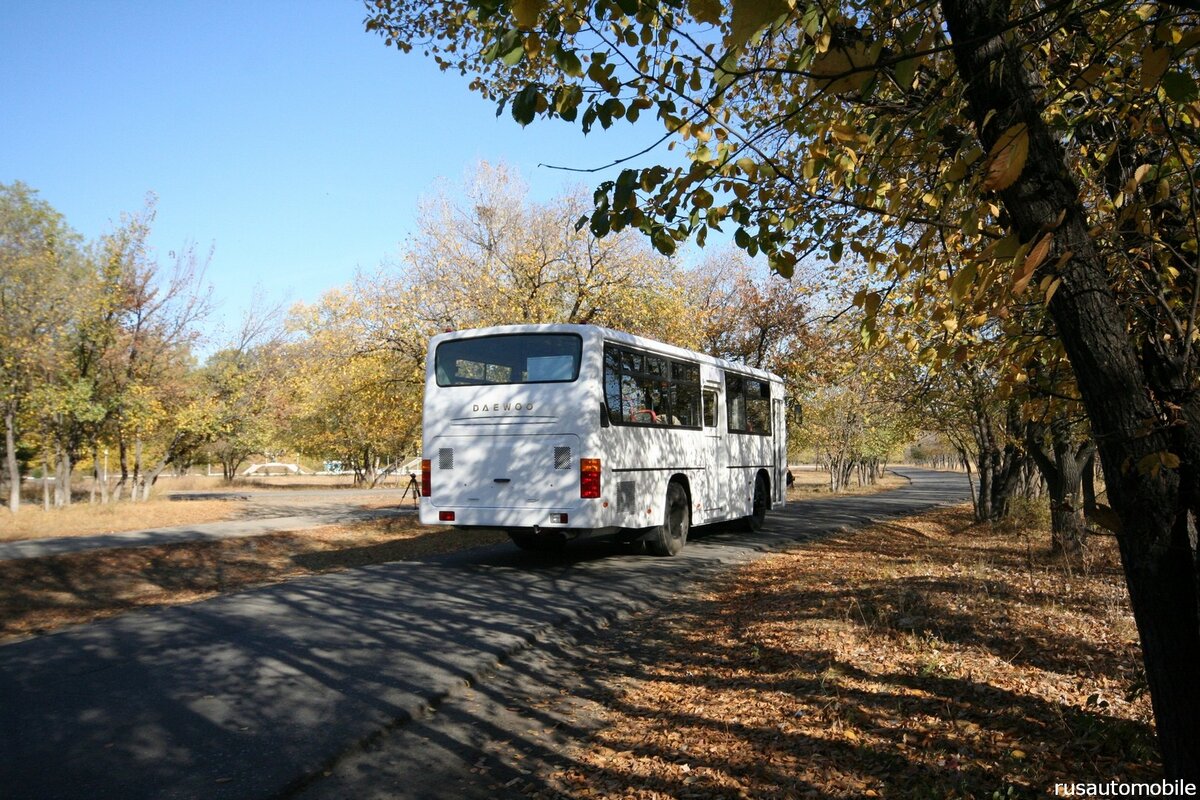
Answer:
[
  {"left": 580, "top": 458, "right": 601, "bottom": 499},
  {"left": 439, "top": 511, "right": 455, "bottom": 522},
  {"left": 421, "top": 459, "right": 431, "bottom": 497}
]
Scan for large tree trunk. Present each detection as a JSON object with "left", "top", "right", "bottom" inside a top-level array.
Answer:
[{"left": 944, "top": 0, "right": 1200, "bottom": 776}]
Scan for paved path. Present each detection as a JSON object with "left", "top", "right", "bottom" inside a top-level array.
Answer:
[{"left": 0, "top": 468, "right": 970, "bottom": 800}]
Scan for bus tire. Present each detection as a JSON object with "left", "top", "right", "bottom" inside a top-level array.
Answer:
[
  {"left": 648, "top": 482, "right": 690, "bottom": 556},
  {"left": 744, "top": 473, "right": 769, "bottom": 532}
]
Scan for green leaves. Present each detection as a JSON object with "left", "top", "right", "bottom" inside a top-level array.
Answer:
[
  {"left": 511, "top": 84, "right": 540, "bottom": 126},
  {"left": 1163, "top": 70, "right": 1199, "bottom": 102}
]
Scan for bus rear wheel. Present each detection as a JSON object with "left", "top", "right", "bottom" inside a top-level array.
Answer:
[
  {"left": 744, "top": 473, "right": 769, "bottom": 532},
  {"left": 648, "top": 482, "right": 690, "bottom": 556}
]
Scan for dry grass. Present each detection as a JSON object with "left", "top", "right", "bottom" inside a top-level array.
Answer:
[
  {"left": 0, "top": 518, "right": 508, "bottom": 641},
  {"left": 0, "top": 499, "right": 242, "bottom": 542},
  {"left": 535, "top": 505, "right": 1156, "bottom": 799},
  {"left": 787, "top": 467, "right": 910, "bottom": 497}
]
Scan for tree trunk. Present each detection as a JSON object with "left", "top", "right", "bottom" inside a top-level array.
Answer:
[
  {"left": 4, "top": 405, "right": 19, "bottom": 514},
  {"left": 132, "top": 436, "right": 144, "bottom": 502},
  {"left": 944, "top": 0, "right": 1200, "bottom": 776},
  {"left": 54, "top": 444, "right": 69, "bottom": 508},
  {"left": 112, "top": 438, "right": 128, "bottom": 503},
  {"left": 976, "top": 448, "right": 994, "bottom": 521},
  {"left": 100, "top": 443, "right": 110, "bottom": 505},
  {"left": 42, "top": 450, "right": 51, "bottom": 511},
  {"left": 957, "top": 445, "right": 979, "bottom": 514},
  {"left": 62, "top": 447, "right": 72, "bottom": 506},
  {"left": 1027, "top": 419, "right": 1090, "bottom": 559},
  {"left": 1049, "top": 424, "right": 1088, "bottom": 558}
]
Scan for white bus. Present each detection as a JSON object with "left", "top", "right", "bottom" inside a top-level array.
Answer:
[{"left": 420, "top": 324, "right": 787, "bottom": 555}]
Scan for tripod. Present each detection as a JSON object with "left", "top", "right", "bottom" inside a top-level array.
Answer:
[{"left": 400, "top": 473, "right": 421, "bottom": 506}]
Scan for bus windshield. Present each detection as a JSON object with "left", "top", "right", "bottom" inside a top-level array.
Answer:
[{"left": 435, "top": 333, "right": 583, "bottom": 387}]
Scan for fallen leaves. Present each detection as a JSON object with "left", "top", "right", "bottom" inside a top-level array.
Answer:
[{"left": 535, "top": 505, "right": 1157, "bottom": 799}]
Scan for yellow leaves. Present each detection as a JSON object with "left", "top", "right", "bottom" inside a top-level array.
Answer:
[
  {"left": 950, "top": 263, "right": 977, "bottom": 305},
  {"left": 1123, "top": 163, "right": 1155, "bottom": 197},
  {"left": 1137, "top": 450, "right": 1181, "bottom": 478},
  {"left": 853, "top": 289, "right": 882, "bottom": 318},
  {"left": 688, "top": 0, "right": 723, "bottom": 25},
  {"left": 1140, "top": 45, "right": 1170, "bottom": 90},
  {"left": 1041, "top": 275, "right": 1063, "bottom": 305},
  {"left": 728, "top": 0, "right": 790, "bottom": 51},
  {"left": 944, "top": 146, "right": 983, "bottom": 183},
  {"left": 811, "top": 42, "right": 877, "bottom": 95},
  {"left": 1086, "top": 503, "right": 1123, "bottom": 534},
  {"left": 510, "top": 0, "right": 545, "bottom": 30},
  {"left": 1012, "top": 233, "right": 1053, "bottom": 295},
  {"left": 982, "top": 124, "right": 1029, "bottom": 192}
]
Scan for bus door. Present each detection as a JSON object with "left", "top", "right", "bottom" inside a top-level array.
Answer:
[
  {"left": 701, "top": 378, "right": 726, "bottom": 520},
  {"left": 772, "top": 396, "right": 787, "bottom": 504}
]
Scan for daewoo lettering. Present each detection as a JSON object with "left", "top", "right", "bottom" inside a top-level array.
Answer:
[{"left": 472, "top": 402, "right": 534, "bottom": 412}]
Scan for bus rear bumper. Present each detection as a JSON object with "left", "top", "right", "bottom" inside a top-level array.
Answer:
[{"left": 419, "top": 503, "right": 604, "bottom": 530}]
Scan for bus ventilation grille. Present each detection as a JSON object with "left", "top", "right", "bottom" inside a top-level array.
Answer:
[
  {"left": 438, "top": 448, "right": 454, "bottom": 470},
  {"left": 554, "top": 446, "right": 572, "bottom": 470},
  {"left": 617, "top": 481, "right": 635, "bottom": 513}
]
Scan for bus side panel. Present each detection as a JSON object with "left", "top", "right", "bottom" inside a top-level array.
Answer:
[{"left": 602, "top": 425, "right": 685, "bottom": 530}]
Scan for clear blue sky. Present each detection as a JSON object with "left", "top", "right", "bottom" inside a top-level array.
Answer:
[{"left": 1, "top": 0, "right": 671, "bottom": 344}]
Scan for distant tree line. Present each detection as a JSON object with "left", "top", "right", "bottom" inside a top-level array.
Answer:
[{"left": 2, "top": 165, "right": 853, "bottom": 509}]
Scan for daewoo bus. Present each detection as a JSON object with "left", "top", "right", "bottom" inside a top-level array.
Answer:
[{"left": 420, "top": 324, "right": 787, "bottom": 555}]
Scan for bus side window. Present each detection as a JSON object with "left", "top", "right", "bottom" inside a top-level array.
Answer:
[
  {"left": 727, "top": 376, "right": 747, "bottom": 431},
  {"left": 702, "top": 390, "right": 717, "bottom": 428}
]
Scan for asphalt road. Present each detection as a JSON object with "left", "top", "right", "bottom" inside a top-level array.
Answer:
[{"left": 0, "top": 468, "right": 970, "bottom": 800}]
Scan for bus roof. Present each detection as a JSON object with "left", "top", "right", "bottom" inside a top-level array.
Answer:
[{"left": 428, "top": 323, "right": 784, "bottom": 384}]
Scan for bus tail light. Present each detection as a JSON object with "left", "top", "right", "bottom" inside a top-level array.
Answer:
[
  {"left": 580, "top": 458, "right": 601, "bottom": 499},
  {"left": 421, "top": 459, "right": 431, "bottom": 497}
]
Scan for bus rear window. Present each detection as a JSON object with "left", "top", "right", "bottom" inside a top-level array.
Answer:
[{"left": 435, "top": 334, "right": 583, "bottom": 387}]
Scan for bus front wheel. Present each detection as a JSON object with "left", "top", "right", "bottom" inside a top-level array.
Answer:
[{"left": 648, "top": 482, "right": 690, "bottom": 556}]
